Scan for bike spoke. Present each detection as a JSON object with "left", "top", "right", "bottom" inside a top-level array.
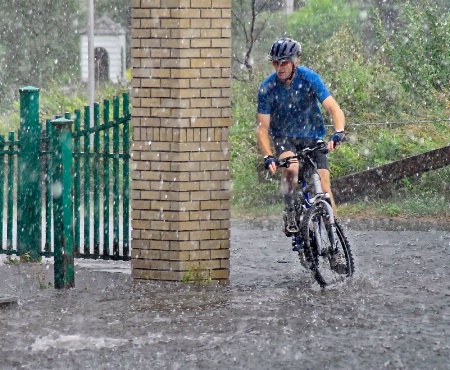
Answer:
[{"left": 302, "top": 205, "right": 354, "bottom": 287}]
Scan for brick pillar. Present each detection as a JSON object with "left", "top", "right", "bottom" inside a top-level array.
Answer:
[{"left": 130, "top": 0, "right": 231, "bottom": 282}]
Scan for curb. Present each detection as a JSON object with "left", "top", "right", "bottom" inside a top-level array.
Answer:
[
  {"left": 231, "top": 217, "right": 449, "bottom": 232},
  {"left": 341, "top": 217, "right": 449, "bottom": 232},
  {"left": 0, "top": 295, "right": 18, "bottom": 308}
]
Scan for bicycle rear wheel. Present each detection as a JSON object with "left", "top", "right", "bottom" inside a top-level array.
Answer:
[{"left": 301, "top": 203, "right": 355, "bottom": 287}]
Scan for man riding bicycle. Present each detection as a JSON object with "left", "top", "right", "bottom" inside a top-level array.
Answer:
[{"left": 257, "top": 37, "right": 346, "bottom": 238}]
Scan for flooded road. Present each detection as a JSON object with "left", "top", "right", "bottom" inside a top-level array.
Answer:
[{"left": 1, "top": 219, "right": 449, "bottom": 369}]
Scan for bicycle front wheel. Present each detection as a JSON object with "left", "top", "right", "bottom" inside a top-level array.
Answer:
[{"left": 301, "top": 203, "right": 355, "bottom": 287}]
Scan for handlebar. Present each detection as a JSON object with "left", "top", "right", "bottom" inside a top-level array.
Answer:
[{"left": 277, "top": 141, "right": 329, "bottom": 168}]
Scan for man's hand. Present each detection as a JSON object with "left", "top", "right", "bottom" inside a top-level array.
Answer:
[
  {"left": 328, "top": 131, "right": 346, "bottom": 151},
  {"left": 264, "top": 155, "right": 277, "bottom": 174}
]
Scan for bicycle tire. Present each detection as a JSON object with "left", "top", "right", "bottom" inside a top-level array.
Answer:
[{"left": 301, "top": 203, "right": 355, "bottom": 287}]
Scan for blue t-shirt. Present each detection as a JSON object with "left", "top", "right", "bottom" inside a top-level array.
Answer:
[{"left": 257, "top": 66, "right": 330, "bottom": 139}]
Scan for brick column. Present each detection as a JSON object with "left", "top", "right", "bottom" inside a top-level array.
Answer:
[{"left": 130, "top": 0, "right": 231, "bottom": 282}]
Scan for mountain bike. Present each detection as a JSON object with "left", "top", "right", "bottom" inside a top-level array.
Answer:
[{"left": 277, "top": 141, "right": 355, "bottom": 287}]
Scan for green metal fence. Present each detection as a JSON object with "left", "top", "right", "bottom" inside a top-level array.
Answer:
[
  {"left": 69, "top": 95, "right": 131, "bottom": 260},
  {"left": 0, "top": 87, "right": 131, "bottom": 286},
  {"left": 0, "top": 132, "right": 19, "bottom": 255}
]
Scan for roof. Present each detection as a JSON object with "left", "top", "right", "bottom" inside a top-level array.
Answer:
[{"left": 78, "top": 15, "right": 126, "bottom": 36}]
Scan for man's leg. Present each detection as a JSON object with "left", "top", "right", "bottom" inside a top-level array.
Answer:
[
  {"left": 317, "top": 168, "right": 337, "bottom": 216},
  {"left": 279, "top": 151, "right": 299, "bottom": 235},
  {"left": 318, "top": 168, "right": 347, "bottom": 269},
  {"left": 279, "top": 150, "right": 298, "bottom": 193}
]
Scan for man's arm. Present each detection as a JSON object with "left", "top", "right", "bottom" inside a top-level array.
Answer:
[
  {"left": 257, "top": 113, "right": 277, "bottom": 173},
  {"left": 257, "top": 113, "right": 272, "bottom": 156},
  {"left": 322, "top": 96, "right": 345, "bottom": 150}
]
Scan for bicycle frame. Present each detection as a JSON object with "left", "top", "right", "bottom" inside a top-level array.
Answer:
[
  {"left": 280, "top": 144, "right": 336, "bottom": 224},
  {"left": 300, "top": 158, "right": 337, "bottom": 249},
  {"left": 279, "top": 143, "right": 338, "bottom": 248}
]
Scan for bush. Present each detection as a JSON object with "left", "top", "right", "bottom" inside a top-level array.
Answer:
[
  {"left": 287, "top": 0, "right": 361, "bottom": 56},
  {"left": 328, "top": 122, "right": 449, "bottom": 178},
  {"left": 303, "top": 25, "right": 419, "bottom": 122},
  {"left": 0, "top": 81, "right": 130, "bottom": 135},
  {"left": 375, "top": 0, "right": 450, "bottom": 108},
  {"left": 230, "top": 76, "right": 281, "bottom": 208},
  {"left": 230, "top": 19, "right": 450, "bottom": 216}
]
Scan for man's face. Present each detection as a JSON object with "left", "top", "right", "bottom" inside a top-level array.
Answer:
[{"left": 272, "top": 58, "right": 298, "bottom": 81}]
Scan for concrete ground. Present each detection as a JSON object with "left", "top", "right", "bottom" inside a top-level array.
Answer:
[{"left": 1, "top": 217, "right": 449, "bottom": 369}]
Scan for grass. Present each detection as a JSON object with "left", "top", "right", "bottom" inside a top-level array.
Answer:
[
  {"left": 182, "top": 265, "right": 213, "bottom": 285},
  {"left": 232, "top": 196, "right": 449, "bottom": 221},
  {"left": 231, "top": 166, "right": 450, "bottom": 221},
  {"left": 231, "top": 202, "right": 283, "bottom": 219}
]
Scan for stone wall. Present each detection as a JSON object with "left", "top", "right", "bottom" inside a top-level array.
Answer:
[{"left": 130, "top": 0, "right": 232, "bottom": 282}]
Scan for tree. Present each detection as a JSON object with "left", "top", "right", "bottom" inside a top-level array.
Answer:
[
  {"left": 375, "top": 0, "right": 450, "bottom": 104},
  {"left": 0, "top": 0, "right": 79, "bottom": 106},
  {"left": 232, "top": 0, "right": 286, "bottom": 80},
  {"left": 0, "top": 0, "right": 131, "bottom": 109},
  {"left": 287, "top": 0, "right": 361, "bottom": 59}
]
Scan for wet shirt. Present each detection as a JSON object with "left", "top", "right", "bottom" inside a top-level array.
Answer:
[{"left": 257, "top": 66, "right": 330, "bottom": 140}]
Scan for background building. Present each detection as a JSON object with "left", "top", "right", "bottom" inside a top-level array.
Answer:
[{"left": 79, "top": 15, "right": 127, "bottom": 84}]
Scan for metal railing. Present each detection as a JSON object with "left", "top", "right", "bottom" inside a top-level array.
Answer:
[{"left": 0, "top": 87, "right": 131, "bottom": 288}]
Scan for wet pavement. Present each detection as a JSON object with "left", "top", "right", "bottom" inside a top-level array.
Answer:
[{"left": 1, "top": 218, "right": 449, "bottom": 369}]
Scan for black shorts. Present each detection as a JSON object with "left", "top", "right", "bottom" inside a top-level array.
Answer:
[{"left": 273, "top": 137, "right": 328, "bottom": 170}]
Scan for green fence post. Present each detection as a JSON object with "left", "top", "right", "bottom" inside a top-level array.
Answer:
[
  {"left": 44, "top": 119, "right": 52, "bottom": 256},
  {"left": 112, "top": 96, "right": 120, "bottom": 258},
  {"left": 83, "top": 106, "right": 91, "bottom": 255},
  {"left": 102, "top": 99, "right": 110, "bottom": 258},
  {"left": 51, "top": 117, "right": 74, "bottom": 289},
  {"left": 93, "top": 103, "right": 100, "bottom": 257},
  {"left": 17, "top": 86, "right": 42, "bottom": 261},
  {"left": 122, "top": 93, "right": 130, "bottom": 260},
  {"left": 7, "top": 132, "right": 15, "bottom": 254},
  {"left": 73, "top": 110, "right": 81, "bottom": 257}
]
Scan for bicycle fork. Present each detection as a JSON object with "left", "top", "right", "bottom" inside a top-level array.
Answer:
[{"left": 318, "top": 200, "right": 340, "bottom": 254}]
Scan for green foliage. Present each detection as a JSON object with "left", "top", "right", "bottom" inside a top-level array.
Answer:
[
  {"left": 327, "top": 142, "right": 365, "bottom": 178},
  {"left": 231, "top": 1, "right": 288, "bottom": 79},
  {"left": 182, "top": 266, "right": 212, "bottom": 285},
  {"left": 0, "top": 81, "right": 129, "bottom": 135},
  {"left": 375, "top": 0, "right": 450, "bottom": 107},
  {"left": 380, "top": 203, "right": 402, "bottom": 217},
  {"left": 287, "top": 0, "right": 361, "bottom": 55},
  {"left": 94, "top": 0, "right": 130, "bottom": 30},
  {"left": 231, "top": 3, "right": 450, "bottom": 211},
  {"left": 328, "top": 123, "right": 449, "bottom": 178},
  {"left": 231, "top": 14, "right": 450, "bottom": 216},
  {"left": 230, "top": 76, "right": 281, "bottom": 208},
  {"left": 340, "top": 167, "right": 450, "bottom": 218},
  {"left": 0, "top": 0, "right": 131, "bottom": 109},
  {"left": 0, "top": 0, "right": 79, "bottom": 107},
  {"left": 40, "top": 81, "right": 129, "bottom": 120},
  {"left": 308, "top": 25, "right": 415, "bottom": 122},
  {"left": 4, "top": 256, "right": 20, "bottom": 265},
  {"left": 3, "top": 252, "right": 41, "bottom": 265}
]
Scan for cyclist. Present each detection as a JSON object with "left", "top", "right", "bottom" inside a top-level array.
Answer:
[{"left": 257, "top": 37, "right": 346, "bottom": 263}]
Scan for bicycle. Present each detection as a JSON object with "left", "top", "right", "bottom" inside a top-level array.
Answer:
[{"left": 277, "top": 141, "right": 355, "bottom": 287}]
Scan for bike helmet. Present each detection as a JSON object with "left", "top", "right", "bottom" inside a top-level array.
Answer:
[{"left": 268, "top": 38, "right": 302, "bottom": 62}]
